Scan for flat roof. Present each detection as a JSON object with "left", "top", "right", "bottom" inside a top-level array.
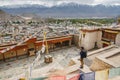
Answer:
[{"left": 88, "top": 45, "right": 120, "bottom": 67}]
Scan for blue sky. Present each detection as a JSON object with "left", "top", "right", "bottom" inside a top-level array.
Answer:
[{"left": 0, "top": 0, "right": 120, "bottom": 7}]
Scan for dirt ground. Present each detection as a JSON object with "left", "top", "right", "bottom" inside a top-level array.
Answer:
[{"left": 0, "top": 46, "right": 80, "bottom": 80}]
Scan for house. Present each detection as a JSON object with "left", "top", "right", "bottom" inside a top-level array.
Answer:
[
  {"left": 101, "top": 28, "right": 120, "bottom": 47},
  {"left": 79, "top": 28, "right": 102, "bottom": 50}
]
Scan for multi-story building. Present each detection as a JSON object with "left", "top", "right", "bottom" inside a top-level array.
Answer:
[
  {"left": 0, "top": 35, "right": 73, "bottom": 61},
  {"left": 101, "top": 28, "right": 120, "bottom": 47},
  {"left": 79, "top": 27, "right": 120, "bottom": 50},
  {"left": 79, "top": 28, "right": 102, "bottom": 50}
]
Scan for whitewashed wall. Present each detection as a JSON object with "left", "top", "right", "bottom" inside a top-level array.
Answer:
[
  {"left": 116, "top": 33, "right": 120, "bottom": 46},
  {"left": 79, "top": 30, "right": 102, "bottom": 50},
  {"left": 97, "top": 31, "right": 102, "bottom": 48}
]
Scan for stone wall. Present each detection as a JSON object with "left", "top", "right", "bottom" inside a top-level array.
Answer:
[
  {"left": 0, "top": 54, "right": 3, "bottom": 60},
  {"left": 17, "top": 49, "right": 27, "bottom": 56},
  {"left": 90, "top": 57, "right": 113, "bottom": 71},
  {"left": 73, "top": 34, "right": 79, "bottom": 47},
  {"left": 97, "top": 31, "right": 102, "bottom": 48},
  {"left": 4, "top": 51, "right": 16, "bottom": 59}
]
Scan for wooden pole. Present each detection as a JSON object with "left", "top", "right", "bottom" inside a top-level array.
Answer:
[{"left": 43, "top": 31, "right": 49, "bottom": 54}]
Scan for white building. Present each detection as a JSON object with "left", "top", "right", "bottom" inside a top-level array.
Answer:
[{"left": 79, "top": 28, "right": 102, "bottom": 50}]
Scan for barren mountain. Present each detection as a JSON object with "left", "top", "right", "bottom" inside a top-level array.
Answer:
[{"left": 0, "top": 9, "right": 24, "bottom": 22}]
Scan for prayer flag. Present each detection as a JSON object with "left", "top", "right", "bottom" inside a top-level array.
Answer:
[
  {"left": 95, "top": 69, "right": 109, "bottom": 80},
  {"left": 69, "top": 74, "right": 80, "bottom": 80},
  {"left": 109, "top": 67, "right": 120, "bottom": 78},
  {"left": 84, "top": 72, "right": 95, "bottom": 80},
  {"left": 41, "top": 44, "right": 45, "bottom": 53},
  {"left": 79, "top": 73, "right": 84, "bottom": 80},
  {"left": 79, "top": 72, "right": 95, "bottom": 80},
  {"left": 49, "top": 76, "right": 66, "bottom": 80},
  {"left": 31, "top": 77, "right": 47, "bottom": 80}
]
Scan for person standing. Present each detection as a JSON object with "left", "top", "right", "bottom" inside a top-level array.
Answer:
[{"left": 80, "top": 47, "right": 87, "bottom": 68}]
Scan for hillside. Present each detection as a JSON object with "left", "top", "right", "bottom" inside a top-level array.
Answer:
[{"left": 0, "top": 9, "right": 24, "bottom": 21}]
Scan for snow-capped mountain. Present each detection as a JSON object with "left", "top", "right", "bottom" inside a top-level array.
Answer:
[{"left": 0, "top": 3, "right": 120, "bottom": 18}]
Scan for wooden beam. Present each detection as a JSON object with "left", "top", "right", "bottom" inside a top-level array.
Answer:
[
  {"left": 15, "top": 50, "right": 18, "bottom": 59},
  {"left": 3, "top": 53, "right": 5, "bottom": 62}
]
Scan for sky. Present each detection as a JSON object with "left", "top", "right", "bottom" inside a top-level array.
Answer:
[{"left": 0, "top": 0, "right": 120, "bottom": 7}]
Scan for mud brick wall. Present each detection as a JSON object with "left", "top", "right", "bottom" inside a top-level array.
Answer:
[
  {"left": 73, "top": 34, "right": 79, "bottom": 47},
  {"left": 0, "top": 54, "right": 3, "bottom": 60},
  {"left": 90, "top": 57, "right": 113, "bottom": 71},
  {"left": 4, "top": 51, "right": 16, "bottom": 59}
]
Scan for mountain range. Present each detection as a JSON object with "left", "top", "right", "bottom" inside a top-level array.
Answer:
[
  {"left": 0, "top": 3, "right": 120, "bottom": 18},
  {"left": 0, "top": 9, "right": 24, "bottom": 22}
]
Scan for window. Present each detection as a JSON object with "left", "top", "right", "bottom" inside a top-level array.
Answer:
[{"left": 83, "top": 33, "right": 86, "bottom": 38}]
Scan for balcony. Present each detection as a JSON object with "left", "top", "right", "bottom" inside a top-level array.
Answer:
[{"left": 102, "top": 38, "right": 111, "bottom": 42}]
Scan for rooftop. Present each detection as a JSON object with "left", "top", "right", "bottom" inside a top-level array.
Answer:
[{"left": 0, "top": 46, "right": 80, "bottom": 79}]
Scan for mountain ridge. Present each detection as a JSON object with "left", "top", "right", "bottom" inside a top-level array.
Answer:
[
  {"left": 0, "top": 3, "right": 120, "bottom": 18},
  {"left": 1, "top": 3, "right": 120, "bottom": 8},
  {"left": 0, "top": 9, "right": 24, "bottom": 21}
]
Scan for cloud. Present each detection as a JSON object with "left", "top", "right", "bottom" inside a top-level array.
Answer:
[
  {"left": 94, "top": 0, "right": 120, "bottom": 5},
  {"left": 0, "top": 0, "right": 120, "bottom": 7}
]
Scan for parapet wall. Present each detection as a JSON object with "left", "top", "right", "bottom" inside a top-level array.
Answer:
[{"left": 90, "top": 57, "right": 113, "bottom": 71}]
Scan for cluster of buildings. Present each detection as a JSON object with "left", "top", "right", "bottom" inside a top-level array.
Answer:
[
  {"left": 1, "top": 9, "right": 120, "bottom": 80},
  {"left": 0, "top": 20, "right": 79, "bottom": 62},
  {"left": 0, "top": 11, "right": 120, "bottom": 79},
  {"left": 0, "top": 19, "right": 120, "bottom": 62},
  {"left": 79, "top": 26, "right": 120, "bottom": 50}
]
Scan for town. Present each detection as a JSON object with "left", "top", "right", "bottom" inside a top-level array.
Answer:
[{"left": 0, "top": 8, "right": 120, "bottom": 80}]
